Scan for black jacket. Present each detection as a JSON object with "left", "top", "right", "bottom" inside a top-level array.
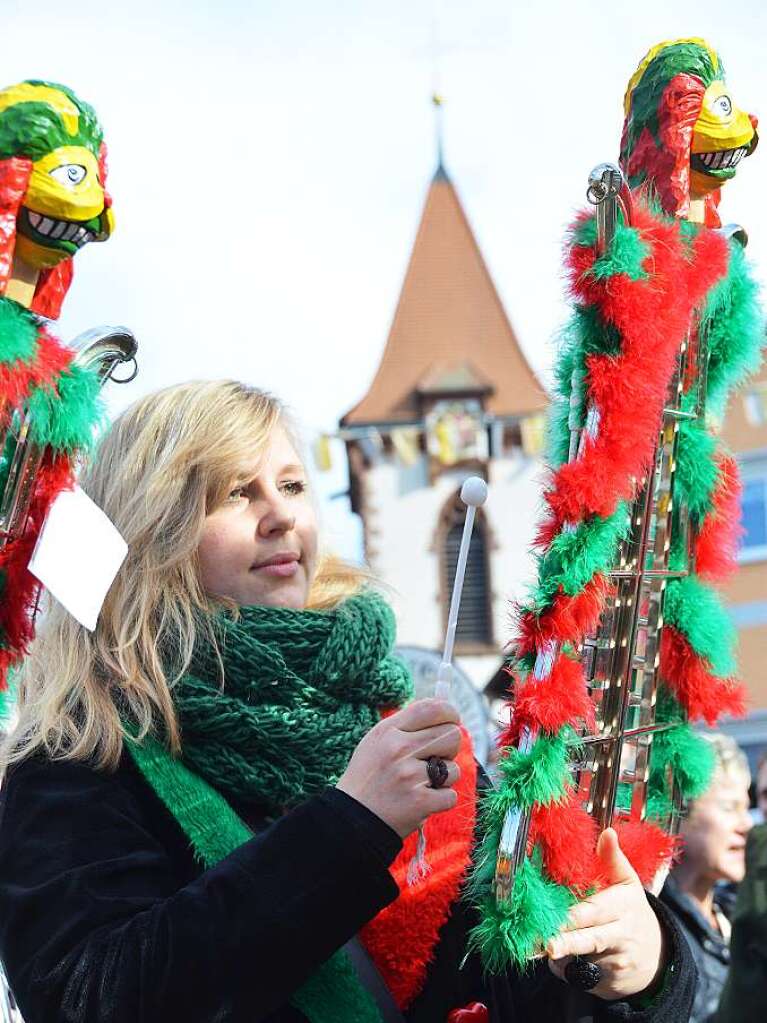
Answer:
[
  {"left": 0, "top": 752, "right": 695, "bottom": 1023},
  {"left": 660, "top": 875, "right": 734, "bottom": 1023},
  {"left": 715, "top": 825, "right": 767, "bottom": 1023}
]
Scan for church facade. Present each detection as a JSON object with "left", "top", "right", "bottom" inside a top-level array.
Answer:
[{"left": 339, "top": 163, "right": 547, "bottom": 691}]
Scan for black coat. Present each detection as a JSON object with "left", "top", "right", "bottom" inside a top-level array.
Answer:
[
  {"left": 0, "top": 751, "right": 695, "bottom": 1023},
  {"left": 660, "top": 875, "right": 734, "bottom": 1023}
]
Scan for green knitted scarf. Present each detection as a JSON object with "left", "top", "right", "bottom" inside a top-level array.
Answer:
[
  {"left": 174, "top": 589, "right": 413, "bottom": 813},
  {"left": 129, "top": 732, "right": 385, "bottom": 1023},
  {"left": 128, "top": 590, "right": 414, "bottom": 1023}
]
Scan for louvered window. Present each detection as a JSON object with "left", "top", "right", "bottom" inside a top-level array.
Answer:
[{"left": 442, "top": 501, "right": 493, "bottom": 646}]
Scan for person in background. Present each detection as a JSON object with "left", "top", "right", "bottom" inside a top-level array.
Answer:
[
  {"left": 754, "top": 750, "right": 767, "bottom": 822},
  {"left": 660, "top": 732, "right": 752, "bottom": 1023},
  {"left": 716, "top": 746, "right": 767, "bottom": 1023}
]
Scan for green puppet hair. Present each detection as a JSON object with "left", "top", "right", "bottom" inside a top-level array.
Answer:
[{"left": 0, "top": 79, "right": 103, "bottom": 161}]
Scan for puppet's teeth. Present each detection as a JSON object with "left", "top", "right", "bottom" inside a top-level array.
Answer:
[
  {"left": 50, "top": 221, "right": 67, "bottom": 239},
  {"left": 62, "top": 223, "right": 79, "bottom": 240},
  {"left": 38, "top": 217, "right": 54, "bottom": 236},
  {"left": 28, "top": 211, "right": 41, "bottom": 228}
]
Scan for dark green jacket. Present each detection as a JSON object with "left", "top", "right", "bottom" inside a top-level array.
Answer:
[{"left": 717, "top": 824, "right": 767, "bottom": 1023}]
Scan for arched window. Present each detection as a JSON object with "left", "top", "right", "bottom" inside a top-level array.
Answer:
[{"left": 438, "top": 490, "right": 494, "bottom": 650}]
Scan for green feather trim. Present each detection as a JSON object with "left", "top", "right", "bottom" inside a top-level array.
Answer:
[
  {"left": 674, "top": 415, "right": 718, "bottom": 522},
  {"left": 490, "top": 731, "right": 572, "bottom": 811},
  {"left": 701, "top": 239, "right": 764, "bottom": 419},
  {"left": 646, "top": 689, "right": 715, "bottom": 819},
  {"left": 664, "top": 576, "right": 737, "bottom": 678},
  {"left": 0, "top": 299, "right": 38, "bottom": 365},
  {"left": 537, "top": 505, "right": 629, "bottom": 602},
  {"left": 469, "top": 853, "right": 575, "bottom": 971},
  {"left": 27, "top": 363, "right": 104, "bottom": 451},
  {"left": 587, "top": 225, "right": 648, "bottom": 282}
]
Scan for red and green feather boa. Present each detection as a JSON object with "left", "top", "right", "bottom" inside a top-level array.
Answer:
[
  {"left": 0, "top": 293, "right": 103, "bottom": 686},
  {"left": 469, "top": 198, "right": 763, "bottom": 970}
]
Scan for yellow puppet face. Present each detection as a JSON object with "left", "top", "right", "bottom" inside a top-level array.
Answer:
[
  {"left": 14, "top": 144, "right": 114, "bottom": 269},
  {"left": 690, "top": 80, "right": 757, "bottom": 196}
]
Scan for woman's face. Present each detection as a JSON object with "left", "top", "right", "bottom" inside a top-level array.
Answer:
[
  {"left": 680, "top": 773, "right": 753, "bottom": 885},
  {"left": 197, "top": 425, "right": 318, "bottom": 609}
]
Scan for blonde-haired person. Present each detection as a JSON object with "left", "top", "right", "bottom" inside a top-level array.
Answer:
[
  {"left": 0, "top": 381, "right": 694, "bottom": 1023},
  {"left": 660, "top": 732, "right": 753, "bottom": 1023}
]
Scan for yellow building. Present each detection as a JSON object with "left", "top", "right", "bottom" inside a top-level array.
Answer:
[{"left": 718, "top": 360, "right": 767, "bottom": 762}]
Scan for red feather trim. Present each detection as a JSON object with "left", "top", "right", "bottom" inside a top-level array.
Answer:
[
  {"left": 516, "top": 577, "right": 610, "bottom": 657},
  {"left": 613, "top": 817, "right": 679, "bottom": 888},
  {"left": 500, "top": 652, "right": 594, "bottom": 742},
  {"left": 547, "top": 213, "right": 729, "bottom": 527},
  {"left": 660, "top": 626, "right": 747, "bottom": 723},
  {"left": 361, "top": 729, "right": 477, "bottom": 1008},
  {"left": 0, "top": 324, "right": 74, "bottom": 407},
  {"left": 529, "top": 792, "right": 599, "bottom": 894},
  {"left": 694, "top": 453, "right": 743, "bottom": 583},
  {"left": 0, "top": 453, "right": 75, "bottom": 687}
]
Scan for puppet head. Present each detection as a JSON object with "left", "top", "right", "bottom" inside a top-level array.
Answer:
[
  {"left": 620, "top": 39, "right": 757, "bottom": 227},
  {"left": 0, "top": 80, "right": 114, "bottom": 317}
]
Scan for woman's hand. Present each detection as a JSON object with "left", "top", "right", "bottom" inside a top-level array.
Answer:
[
  {"left": 336, "top": 698, "right": 462, "bottom": 839},
  {"left": 546, "top": 828, "right": 666, "bottom": 1001}
]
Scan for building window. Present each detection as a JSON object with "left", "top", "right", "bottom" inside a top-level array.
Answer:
[
  {"left": 439, "top": 491, "right": 494, "bottom": 649},
  {"left": 739, "top": 454, "right": 767, "bottom": 564}
]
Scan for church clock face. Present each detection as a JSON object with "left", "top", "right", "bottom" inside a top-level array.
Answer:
[{"left": 395, "top": 646, "right": 491, "bottom": 768}]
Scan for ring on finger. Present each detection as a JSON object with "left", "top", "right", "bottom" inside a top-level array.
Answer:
[
  {"left": 426, "top": 756, "right": 450, "bottom": 789},
  {"left": 564, "top": 957, "right": 602, "bottom": 991}
]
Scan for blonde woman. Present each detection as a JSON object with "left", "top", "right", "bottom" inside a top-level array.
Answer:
[
  {"left": 0, "top": 381, "right": 693, "bottom": 1022},
  {"left": 660, "top": 732, "right": 753, "bottom": 1023}
]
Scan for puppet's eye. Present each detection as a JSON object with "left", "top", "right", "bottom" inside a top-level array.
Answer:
[
  {"left": 50, "top": 164, "right": 87, "bottom": 187},
  {"left": 713, "top": 95, "right": 732, "bottom": 117}
]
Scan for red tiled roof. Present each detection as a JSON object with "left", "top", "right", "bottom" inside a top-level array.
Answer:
[{"left": 341, "top": 167, "right": 547, "bottom": 426}]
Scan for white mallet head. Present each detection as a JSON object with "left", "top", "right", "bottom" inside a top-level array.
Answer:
[{"left": 460, "top": 476, "right": 488, "bottom": 508}]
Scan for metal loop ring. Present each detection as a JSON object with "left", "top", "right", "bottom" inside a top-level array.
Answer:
[
  {"left": 107, "top": 356, "right": 138, "bottom": 385},
  {"left": 426, "top": 756, "right": 449, "bottom": 789}
]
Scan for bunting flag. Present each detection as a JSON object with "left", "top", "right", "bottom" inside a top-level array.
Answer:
[
  {"left": 313, "top": 434, "right": 332, "bottom": 472},
  {"left": 520, "top": 414, "right": 547, "bottom": 457},
  {"left": 390, "top": 427, "right": 420, "bottom": 467}
]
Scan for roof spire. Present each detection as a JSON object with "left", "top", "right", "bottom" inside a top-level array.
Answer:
[{"left": 432, "top": 92, "right": 448, "bottom": 180}]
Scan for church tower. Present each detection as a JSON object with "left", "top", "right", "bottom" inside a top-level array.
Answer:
[{"left": 340, "top": 157, "right": 547, "bottom": 689}]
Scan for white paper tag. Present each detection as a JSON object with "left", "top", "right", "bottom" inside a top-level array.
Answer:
[{"left": 28, "top": 486, "right": 128, "bottom": 632}]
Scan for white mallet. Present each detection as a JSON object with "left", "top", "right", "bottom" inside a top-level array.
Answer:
[{"left": 434, "top": 476, "right": 489, "bottom": 701}]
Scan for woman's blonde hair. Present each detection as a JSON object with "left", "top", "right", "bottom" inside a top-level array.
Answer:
[
  {"left": 2, "top": 380, "right": 369, "bottom": 771},
  {"left": 702, "top": 731, "right": 751, "bottom": 790}
]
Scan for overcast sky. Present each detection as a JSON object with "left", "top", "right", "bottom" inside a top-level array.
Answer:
[{"left": 4, "top": 0, "right": 766, "bottom": 555}]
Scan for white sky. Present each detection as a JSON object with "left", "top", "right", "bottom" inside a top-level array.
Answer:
[{"left": 4, "top": 0, "right": 766, "bottom": 556}]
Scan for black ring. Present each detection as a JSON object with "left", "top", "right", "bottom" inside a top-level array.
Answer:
[
  {"left": 426, "top": 756, "right": 449, "bottom": 789},
  {"left": 564, "top": 957, "right": 602, "bottom": 991}
]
